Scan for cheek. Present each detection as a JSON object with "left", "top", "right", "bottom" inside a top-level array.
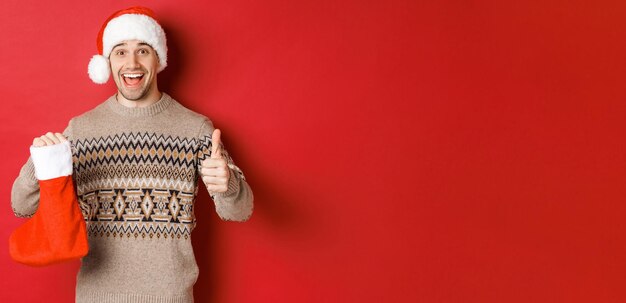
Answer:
[
  {"left": 144, "top": 56, "right": 160, "bottom": 71},
  {"left": 109, "top": 62, "right": 121, "bottom": 75},
  {"left": 148, "top": 63, "right": 159, "bottom": 72}
]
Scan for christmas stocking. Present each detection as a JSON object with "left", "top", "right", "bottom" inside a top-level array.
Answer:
[{"left": 9, "top": 140, "right": 88, "bottom": 266}]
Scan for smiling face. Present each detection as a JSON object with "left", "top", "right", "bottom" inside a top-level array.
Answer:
[{"left": 109, "top": 39, "right": 161, "bottom": 105}]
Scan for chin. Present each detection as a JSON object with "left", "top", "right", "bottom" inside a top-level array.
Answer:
[{"left": 119, "top": 86, "right": 150, "bottom": 101}]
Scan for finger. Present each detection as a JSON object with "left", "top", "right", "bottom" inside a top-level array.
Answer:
[
  {"left": 201, "top": 176, "right": 227, "bottom": 185},
  {"left": 33, "top": 137, "right": 45, "bottom": 147},
  {"left": 204, "top": 183, "right": 227, "bottom": 193},
  {"left": 39, "top": 135, "right": 54, "bottom": 146},
  {"left": 200, "top": 158, "right": 222, "bottom": 171},
  {"left": 54, "top": 133, "right": 67, "bottom": 142},
  {"left": 201, "top": 158, "right": 217, "bottom": 167},
  {"left": 201, "top": 158, "right": 226, "bottom": 169},
  {"left": 201, "top": 167, "right": 217, "bottom": 177},
  {"left": 201, "top": 166, "right": 228, "bottom": 177},
  {"left": 211, "top": 128, "right": 222, "bottom": 159},
  {"left": 45, "top": 132, "right": 60, "bottom": 144}
]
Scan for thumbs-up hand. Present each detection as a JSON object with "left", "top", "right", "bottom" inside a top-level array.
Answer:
[{"left": 200, "top": 129, "right": 231, "bottom": 195}]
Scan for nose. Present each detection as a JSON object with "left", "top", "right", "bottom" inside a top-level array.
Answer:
[{"left": 126, "top": 53, "right": 141, "bottom": 69}]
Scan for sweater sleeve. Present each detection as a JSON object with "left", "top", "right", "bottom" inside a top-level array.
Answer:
[
  {"left": 197, "top": 118, "right": 254, "bottom": 222},
  {"left": 11, "top": 119, "right": 74, "bottom": 218}
]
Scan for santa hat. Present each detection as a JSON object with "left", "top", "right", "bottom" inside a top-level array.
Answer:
[{"left": 88, "top": 6, "right": 167, "bottom": 84}]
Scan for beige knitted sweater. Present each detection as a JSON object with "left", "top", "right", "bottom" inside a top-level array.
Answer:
[{"left": 11, "top": 93, "right": 254, "bottom": 302}]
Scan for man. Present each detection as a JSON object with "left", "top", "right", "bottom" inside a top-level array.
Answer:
[{"left": 10, "top": 6, "right": 253, "bottom": 302}]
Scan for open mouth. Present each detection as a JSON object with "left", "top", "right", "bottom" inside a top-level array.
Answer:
[{"left": 122, "top": 73, "right": 144, "bottom": 87}]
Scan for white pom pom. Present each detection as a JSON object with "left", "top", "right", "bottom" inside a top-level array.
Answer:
[{"left": 88, "top": 55, "right": 110, "bottom": 84}]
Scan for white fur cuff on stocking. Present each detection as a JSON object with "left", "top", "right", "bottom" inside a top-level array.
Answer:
[{"left": 29, "top": 141, "right": 73, "bottom": 180}]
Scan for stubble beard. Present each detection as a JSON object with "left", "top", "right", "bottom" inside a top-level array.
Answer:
[{"left": 118, "top": 84, "right": 151, "bottom": 101}]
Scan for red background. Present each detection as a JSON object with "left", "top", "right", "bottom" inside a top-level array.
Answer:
[{"left": 1, "top": 0, "right": 625, "bottom": 302}]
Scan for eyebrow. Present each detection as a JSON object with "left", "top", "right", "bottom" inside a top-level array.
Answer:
[
  {"left": 111, "top": 42, "right": 152, "bottom": 50},
  {"left": 112, "top": 42, "right": 127, "bottom": 50}
]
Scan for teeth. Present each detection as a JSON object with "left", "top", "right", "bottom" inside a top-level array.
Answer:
[{"left": 123, "top": 74, "right": 143, "bottom": 78}]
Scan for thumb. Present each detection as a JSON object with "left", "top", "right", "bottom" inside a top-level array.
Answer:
[{"left": 211, "top": 128, "right": 222, "bottom": 159}]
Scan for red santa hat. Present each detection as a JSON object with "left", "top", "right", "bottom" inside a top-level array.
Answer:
[{"left": 88, "top": 6, "right": 168, "bottom": 84}]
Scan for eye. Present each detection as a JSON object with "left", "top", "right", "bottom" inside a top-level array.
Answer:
[
  {"left": 138, "top": 48, "right": 149, "bottom": 55},
  {"left": 114, "top": 50, "right": 125, "bottom": 56}
]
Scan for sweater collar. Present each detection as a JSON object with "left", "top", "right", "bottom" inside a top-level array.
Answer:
[{"left": 106, "top": 92, "right": 174, "bottom": 117}]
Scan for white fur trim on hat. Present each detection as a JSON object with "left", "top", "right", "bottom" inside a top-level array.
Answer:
[{"left": 88, "top": 55, "right": 110, "bottom": 84}]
